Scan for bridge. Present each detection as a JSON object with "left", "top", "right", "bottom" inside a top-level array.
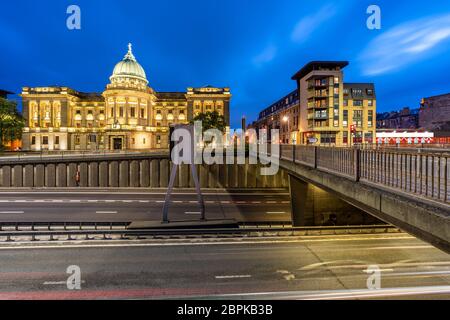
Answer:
[
  {"left": 0, "top": 146, "right": 448, "bottom": 252},
  {"left": 276, "top": 145, "right": 449, "bottom": 253}
]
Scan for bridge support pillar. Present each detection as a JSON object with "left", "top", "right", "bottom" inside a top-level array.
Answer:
[
  {"left": 289, "top": 174, "right": 379, "bottom": 227},
  {"left": 289, "top": 174, "right": 315, "bottom": 226}
]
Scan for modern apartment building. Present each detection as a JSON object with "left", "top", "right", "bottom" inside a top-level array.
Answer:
[
  {"left": 254, "top": 61, "right": 376, "bottom": 146},
  {"left": 20, "top": 44, "right": 231, "bottom": 151},
  {"left": 254, "top": 90, "right": 300, "bottom": 144}
]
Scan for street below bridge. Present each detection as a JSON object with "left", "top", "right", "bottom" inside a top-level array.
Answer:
[
  {"left": 0, "top": 233, "right": 448, "bottom": 299},
  {"left": 0, "top": 189, "right": 291, "bottom": 223}
]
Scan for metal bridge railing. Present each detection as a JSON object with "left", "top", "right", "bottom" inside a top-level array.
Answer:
[{"left": 278, "top": 144, "right": 450, "bottom": 205}]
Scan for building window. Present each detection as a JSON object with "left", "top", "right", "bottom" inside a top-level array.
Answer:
[
  {"left": 31, "top": 136, "right": 36, "bottom": 145},
  {"left": 119, "top": 107, "right": 124, "bottom": 117},
  {"left": 55, "top": 136, "right": 60, "bottom": 145},
  {"left": 352, "top": 89, "right": 363, "bottom": 97},
  {"left": 320, "top": 133, "right": 336, "bottom": 144},
  {"left": 367, "top": 89, "right": 374, "bottom": 95},
  {"left": 131, "top": 138, "right": 135, "bottom": 144},
  {"left": 42, "top": 136, "right": 49, "bottom": 145},
  {"left": 343, "top": 132, "right": 348, "bottom": 144},
  {"left": 368, "top": 100, "right": 373, "bottom": 107},
  {"left": 140, "top": 108, "right": 145, "bottom": 118},
  {"left": 353, "top": 100, "right": 363, "bottom": 107},
  {"left": 353, "top": 110, "right": 363, "bottom": 127},
  {"left": 143, "top": 138, "right": 146, "bottom": 144},
  {"left": 75, "top": 136, "right": 80, "bottom": 145},
  {"left": 368, "top": 110, "right": 373, "bottom": 127},
  {"left": 343, "top": 110, "right": 348, "bottom": 127},
  {"left": 110, "top": 108, "right": 114, "bottom": 117},
  {"left": 334, "top": 77, "right": 339, "bottom": 84},
  {"left": 131, "top": 107, "right": 136, "bottom": 118},
  {"left": 156, "top": 135, "right": 161, "bottom": 144}
]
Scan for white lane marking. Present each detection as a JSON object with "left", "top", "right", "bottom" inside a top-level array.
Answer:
[
  {"left": 189, "top": 201, "right": 199, "bottom": 204},
  {"left": 95, "top": 211, "right": 118, "bottom": 214},
  {"left": 236, "top": 201, "right": 246, "bottom": 204},
  {"left": 206, "top": 286, "right": 450, "bottom": 300},
  {"left": 185, "top": 212, "right": 202, "bottom": 215},
  {"left": 44, "top": 280, "right": 86, "bottom": 286},
  {"left": 215, "top": 275, "right": 252, "bottom": 279},
  {"left": 266, "top": 201, "right": 277, "bottom": 204},
  {"left": 266, "top": 212, "right": 286, "bottom": 214},
  {"left": 105, "top": 200, "right": 115, "bottom": 203},
  {"left": 87, "top": 200, "right": 98, "bottom": 203},
  {"left": 0, "top": 236, "right": 417, "bottom": 250},
  {"left": 139, "top": 200, "right": 150, "bottom": 203},
  {"left": 14, "top": 200, "right": 27, "bottom": 203},
  {"left": 221, "top": 201, "right": 231, "bottom": 204},
  {"left": 53, "top": 200, "right": 64, "bottom": 203},
  {"left": 282, "top": 201, "right": 290, "bottom": 204},
  {"left": 122, "top": 200, "right": 133, "bottom": 203},
  {"left": 70, "top": 200, "right": 81, "bottom": 203},
  {"left": 173, "top": 201, "right": 183, "bottom": 203},
  {"left": 252, "top": 201, "right": 261, "bottom": 204},
  {"left": 0, "top": 211, "right": 24, "bottom": 214}
]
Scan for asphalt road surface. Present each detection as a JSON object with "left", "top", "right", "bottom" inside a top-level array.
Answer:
[
  {"left": 0, "top": 233, "right": 448, "bottom": 300},
  {"left": 0, "top": 190, "right": 291, "bottom": 223}
]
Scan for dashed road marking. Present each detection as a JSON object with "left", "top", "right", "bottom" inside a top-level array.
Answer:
[
  {"left": 0, "top": 211, "right": 24, "bottom": 214},
  {"left": 215, "top": 275, "right": 252, "bottom": 279}
]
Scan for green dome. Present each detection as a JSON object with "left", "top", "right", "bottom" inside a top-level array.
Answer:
[{"left": 110, "top": 43, "right": 148, "bottom": 83}]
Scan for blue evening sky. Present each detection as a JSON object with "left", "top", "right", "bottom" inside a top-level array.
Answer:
[{"left": 1, "top": 0, "right": 450, "bottom": 127}]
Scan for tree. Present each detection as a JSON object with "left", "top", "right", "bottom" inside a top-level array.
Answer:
[
  {"left": 191, "top": 111, "right": 226, "bottom": 133},
  {"left": 0, "top": 98, "right": 25, "bottom": 150}
]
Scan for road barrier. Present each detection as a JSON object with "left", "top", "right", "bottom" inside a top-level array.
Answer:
[{"left": 0, "top": 224, "right": 398, "bottom": 243}]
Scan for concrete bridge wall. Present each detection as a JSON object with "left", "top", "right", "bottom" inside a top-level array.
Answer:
[
  {"left": 0, "top": 154, "right": 289, "bottom": 189},
  {"left": 282, "top": 158, "right": 450, "bottom": 253}
]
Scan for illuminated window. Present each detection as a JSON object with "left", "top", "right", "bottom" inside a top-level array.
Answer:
[{"left": 368, "top": 110, "right": 373, "bottom": 127}]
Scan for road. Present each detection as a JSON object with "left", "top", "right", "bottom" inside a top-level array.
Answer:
[
  {"left": 0, "top": 190, "right": 291, "bottom": 223},
  {"left": 0, "top": 233, "right": 449, "bottom": 299}
]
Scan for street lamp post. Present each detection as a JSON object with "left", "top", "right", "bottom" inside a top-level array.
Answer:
[{"left": 282, "top": 115, "right": 290, "bottom": 144}]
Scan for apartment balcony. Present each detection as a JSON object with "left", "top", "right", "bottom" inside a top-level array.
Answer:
[{"left": 307, "top": 113, "right": 329, "bottom": 120}]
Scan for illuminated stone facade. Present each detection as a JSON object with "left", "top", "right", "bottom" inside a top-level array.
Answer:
[{"left": 20, "top": 44, "right": 231, "bottom": 151}]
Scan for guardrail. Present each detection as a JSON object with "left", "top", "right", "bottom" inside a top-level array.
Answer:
[
  {"left": 279, "top": 145, "right": 450, "bottom": 204},
  {"left": 0, "top": 224, "right": 398, "bottom": 242},
  {"left": 0, "top": 149, "right": 170, "bottom": 162}
]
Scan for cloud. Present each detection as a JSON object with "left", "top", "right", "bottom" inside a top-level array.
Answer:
[
  {"left": 360, "top": 14, "right": 450, "bottom": 76},
  {"left": 291, "top": 4, "right": 337, "bottom": 43},
  {"left": 252, "top": 45, "right": 277, "bottom": 66}
]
